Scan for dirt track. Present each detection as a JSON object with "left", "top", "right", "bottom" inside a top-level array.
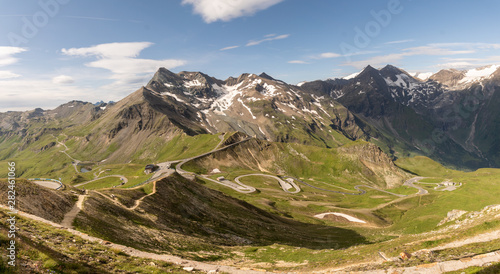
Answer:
[{"left": 60, "top": 195, "right": 85, "bottom": 228}]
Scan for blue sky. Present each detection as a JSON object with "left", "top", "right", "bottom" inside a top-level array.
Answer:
[{"left": 1, "top": 0, "right": 500, "bottom": 111}]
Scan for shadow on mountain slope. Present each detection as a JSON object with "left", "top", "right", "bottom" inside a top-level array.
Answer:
[{"left": 75, "top": 173, "right": 366, "bottom": 257}]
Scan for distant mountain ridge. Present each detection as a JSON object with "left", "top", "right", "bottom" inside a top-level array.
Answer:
[
  {"left": 301, "top": 64, "right": 500, "bottom": 168},
  {"left": 1, "top": 63, "right": 499, "bottom": 169}
]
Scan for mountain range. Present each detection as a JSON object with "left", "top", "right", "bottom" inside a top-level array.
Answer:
[
  {"left": 1, "top": 64, "right": 500, "bottom": 273},
  {"left": 1, "top": 64, "right": 499, "bottom": 170}
]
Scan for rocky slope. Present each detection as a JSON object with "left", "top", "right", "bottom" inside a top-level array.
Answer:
[
  {"left": 145, "top": 67, "right": 373, "bottom": 147},
  {"left": 301, "top": 64, "right": 500, "bottom": 169},
  {"left": 0, "top": 179, "right": 75, "bottom": 223},
  {"left": 1, "top": 64, "right": 498, "bottom": 171}
]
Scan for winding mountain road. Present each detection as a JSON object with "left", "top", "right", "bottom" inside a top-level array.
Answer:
[
  {"left": 200, "top": 175, "right": 256, "bottom": 194},
  {"left": 175, "top": 137, "right": 253, "bottom": 176},
  {"left": 284, "top": 176, "right": 406, "bottom": 197},
  {"left": 55, "top": 134, "right": 81, "bottom": 173},
  {"left": 74, "top": 175, "right": 128, "bottom": 188},
  {"left": 235, "top": 174, "right": 301, "bottom": 193},
  {"left": 403, "top": 176, "right": 429, "bottom": 195}
]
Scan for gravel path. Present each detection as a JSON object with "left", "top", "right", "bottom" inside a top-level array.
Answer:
[
  {"left": 0, "top": 205, "right": 266, "bottom": 273},
  {"left": 324, "top": 228, "right": 500, "bottom": 273},
  {"left": 60, "top": 195, "right": 85, "bottom": 228},
  {"left": 130, "top": 181, "right": 157, "bottom": 210}
]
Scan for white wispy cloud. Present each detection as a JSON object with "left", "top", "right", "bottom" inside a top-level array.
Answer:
[
  {"left": 0, "top": 46, "right": 27, "bottom": 67},
  {"left": 385, "top": 39, "right": 415, "bottom": 45},
  {"left": 86, "top": 58, "right": 185, "bottom": 75},
  {"left": 316, "top": 52, "right": 341, "bottom": 59},
  {"left": 62, "top": 42, "right": 153, "bottom": 59},
  {"left": 429, "top": 42, "right": 500, "bottom": 50},
  {"left": 403, "top": 46, "right": 474, "bottom": 56},
  {"left": 289, "top": 50, "right": 374, "bottom": 65},
  {"left": 344, "top": 53, "right": 406, "bottom": 69},
  {"left": 0, "top": 71, "right": 21, "bottom": 79},
  {"left": 0, "top": 79, "right": 96, "bottom": 112},
  {"left": 220, "top": 33, "right": 289, "bottom": 51},
  {"left": 343, "top": 45, "right": 477, "bottom": 69},
  {"left": 436, "top": 56, "right": 500, "bottom": 69},
  {"left": 436, "top": 61, "right": 476, "bottom": 69},
  {"left": 220, "top": 45, "right": 240, "bottom": 51},
  {"left": 182, "top": 0, "right": 284, "bottom": 23},
  {"left": 63, "top": 15, "right": 119, "bottom": 21},
  {"left": 0, "top": 43, "right": 186, "bottom": 112},
  {"left": 0, "top": 46, "right": 27, "bottom": 79},
  {"left": 52, "top": 75, "right": 75, "bottom": 84},
  {"left": 62, "top": 42, "right": 186, "bottom": 85},
  {"left": 246, "top": 34, "right": 290, "bottom": 46}
]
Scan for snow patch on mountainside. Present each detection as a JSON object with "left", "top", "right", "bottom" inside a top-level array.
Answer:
[
  {"left": 385, "top": 74, "right": 411, "bottom": 88},
  {"left": 313, "top": 102, "right": 331, "bottom": 117},
  {"left": 258, "top": 126, "right": 265, "bottom": 136},
  {"left": 262, "top": 83, "right": 278, "bottom": 97},
  {"left": 237, "top": 98, "right": 256, "bottom": 119},
  {"left": 343, "top": 71, "right": 361, "bottom": 80},
  {"left": 459, "top": 65, "right": 500, "bottom": 84},
  {"left": 410, "top": 72, "right": 433, "bottom": 81},
  {"left": 161, "top": 91, "right": 185, "bottom": 103},
  {"left": 289, "top": 89, "right": 302, "bottom": 98},
  {"left": 210, "top": 82, "right": 245, "bottom": 114},
  {"left": 183, "top": 79, "right": 204, "bottom": 88},
  {"left": 331, "top": 90, "right": 344, "bottom": 99}
]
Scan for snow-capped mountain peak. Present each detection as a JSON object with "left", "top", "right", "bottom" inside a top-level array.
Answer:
[
  {"left": 458, "top": 64, "right": 500, "bottom": 84},
  {"left": 343, "top": 71, "right": 361, "bottom": 80},
  {"left": 410, "top": 72, "right": 433, "bottom": 81}
]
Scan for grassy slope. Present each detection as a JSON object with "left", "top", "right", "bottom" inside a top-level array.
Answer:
[
  {"left": 382, "top": 157, "right": 500, "bottom": 234},
  {"left": 75, "top": 174, "right": 366, "bottom": 259},
  {"left": 178, "top": 151, "right": 500, "bottom": 271},
  {"left": 0, "top": 130, "right": 221, "bottom": 186},
  {"left": 0, "top": 209, "right": 192, "bottom": 273},
  {"left": 181, "top": 139, "right": 409, "bottom": 223}
]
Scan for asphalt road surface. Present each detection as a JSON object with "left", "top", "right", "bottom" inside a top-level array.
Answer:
[{"left": 403, "top": 176, "right": 429, "bottom": 195}]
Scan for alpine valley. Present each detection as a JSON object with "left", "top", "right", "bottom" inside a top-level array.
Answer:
[{"left": 1, "top": 64, "right": 500, "bottom": 273}]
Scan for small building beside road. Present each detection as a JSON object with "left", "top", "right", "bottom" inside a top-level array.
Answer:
[{"left": 144, "top": 164, "right": 158, "bottom": 174}]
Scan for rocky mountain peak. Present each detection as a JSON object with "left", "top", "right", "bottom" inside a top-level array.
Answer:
[
  {"left": 148, "top": 67, "right": 180, "bottom": 84},
  {"left": 428, "top": 68, "right": 466, "bottom": 88},
  {"left": 380, "top": 64, "right": 405, "bottom": 74},
  {"left": 355, "top": 65, "right": 382, "bottom": 79},
  {"left": 259, "top": 72, "right": 275, "bottom": 81},
  {"left": 380, "top": 65, "right": 416, "bottom": 81}
]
